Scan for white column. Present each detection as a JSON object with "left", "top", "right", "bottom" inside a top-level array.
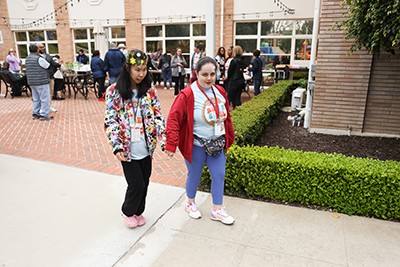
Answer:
[
  {"left": 205, "top": 0, "right": 216, "bottom": 57},
  {"left": 304, "top": 0, "right": 321, "bottom": 129}
]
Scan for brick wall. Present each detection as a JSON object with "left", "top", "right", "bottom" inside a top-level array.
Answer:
[
  {"left": 0, "top": 0, "right": 15, "bottom": 61},
  {"left": 125, "top": 0, "right": 143, "bottom": 51},
  {"left": 311, "top": 0, "right": 373, "bottom": 134},
  {"left": 363, "top": 52, "right": 400, "bottom": 136},
  {"left": 223, "top": 0, "right": 234, "bottom": 47},
  {"left": 53, "top": 0, "right": 74, "bottom": 62}
]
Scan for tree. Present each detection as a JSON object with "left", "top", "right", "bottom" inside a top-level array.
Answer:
[{"left": 342, "top": 0, "right": 400, "bottom": 54}]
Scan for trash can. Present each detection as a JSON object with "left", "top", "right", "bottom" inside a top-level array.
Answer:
[{"left": 291, "top": 88, "right": 306, "bottom": 111}]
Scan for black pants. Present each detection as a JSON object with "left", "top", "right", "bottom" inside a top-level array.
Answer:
[
  {"left": 228, "top": 80, "right": 244, "bottom": 108},
  {"left": 153, "top": 72, "right": 162, "bottom": 85},
  {"left": 173, "top": 72, "right": 185, "bottom": 96},
  {"left": 94, "top": 76, "right": 106, "bottom": 98},
  {"left": 121, "top": 156, "right": 152, "bottom": 217}
]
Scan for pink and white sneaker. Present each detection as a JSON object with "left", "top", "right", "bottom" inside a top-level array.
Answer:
[
  {"left": 210, "top": 207, "right": 235, "bottom": 225},
  {"left": 122, "top": 214, "right": 139, "bottom": 228},
  {"left": 134, "top": 215, "right": 146, "bottom": 226},
  {"left": 185, "top": 202, "right": 201, "bottom": 219}
]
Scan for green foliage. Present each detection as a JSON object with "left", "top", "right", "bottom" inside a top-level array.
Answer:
[
  {"left": 231, "top": 80, "right": 300, "bottom": 146},
  {"left": 225, "top": 145, "right": 400, "bottom": 220},
  {"left": 342, "top": 0, "right": 400, "bottom": 54}
]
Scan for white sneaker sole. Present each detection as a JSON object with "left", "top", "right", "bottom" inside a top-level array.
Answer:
[{"left": 210, "top": 214, "right": 235, "bottom": 225}]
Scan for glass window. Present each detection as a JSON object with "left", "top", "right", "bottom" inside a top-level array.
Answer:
[
  {"left": 90, "top": 42, "right": 95, "bottom": 53},
  {"left": 46, "top": 31, "right": 57, "bottom": 41},
  {"left": 89, "top": 29, "right": 94, "bottom": 39},
  {"left": 295, "top": 39, "right": 312, "bottom": 60},
  {"left": 166, "top": 39, "right": 190, "bottom": 54},
  {"left": 75, "top": 43, "right": 89, "bottom": 53},
  {"left": 236, "top": 22, "right": 258, "bottom": 35},
  {"left": 146, "top": 41, "right": 160, "bottom": 53},
  {"left": 296, "top": 20, "right": 313, "bottom": 35},
  {"left": 16, "top": 32, "right": 27, "bottom": 41},
  {"left": 29, "top": 31, "right": 44, "bottom": 41},
  {"left": 48, "top": 44, "right": 59, "bottom": 55},
  {"left": 111, "top": 27, "right": 125, "bottom": 38},
  {"left": 17, "top": 44, "right": 28, "bottom": 58},
  {"left": 146, "top": 26, "right": 162, "bottom": 37},
  {"left": 74, "top": 29, "right": 87, "bottom": 40},
  {"left": 166, "top": 24, "right": 190, "bottom": 37},
  {"left": 261, "top": 38, "right": 291, "bottom": 54},
  {"left": 262, "top": 20, "right": 293, "bottom": 35},
  {"left": 236, "top": 39, "right": 257, "bottom": 53},
  {"left": 193, "top": 24, "right": 206, "bottom": 36}
]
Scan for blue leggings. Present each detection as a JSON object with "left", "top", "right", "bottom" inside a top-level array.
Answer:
[{"left": 185, "top": 145, "right": 226, "bottom": 205}]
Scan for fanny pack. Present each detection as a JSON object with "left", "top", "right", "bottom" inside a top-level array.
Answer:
[{"left": 194, "top": 135, "right": 226, "bottom": 157}]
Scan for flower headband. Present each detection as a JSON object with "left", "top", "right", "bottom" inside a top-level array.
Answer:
[{"left": 127, "top": 50, "right": 148, "bottom": 66}]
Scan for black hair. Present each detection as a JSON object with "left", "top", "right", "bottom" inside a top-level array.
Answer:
[
  {"left": 79, "top": 49, "right": 84, "bottom": 53},
  {"left": 115, "top": 49, "right": 152, "bottom": 100},
  {"left": 216, "top": 47, "right": 225, "bottom": 57},
  {"left": 253, "top": 49, "right": 261, "bottom": 57},
  {"left": 195, "top": 56, "right": 218, "bottom": 73},
  {"left": 29, "top": 44, "right": 38, "bottom": 53}
]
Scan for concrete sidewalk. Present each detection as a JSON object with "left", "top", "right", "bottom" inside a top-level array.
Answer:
[{"left": 1, "top": 154, "right": 399, "bottom": 267}]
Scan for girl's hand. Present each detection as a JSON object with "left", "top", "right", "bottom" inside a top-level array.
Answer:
[
  {"left": 115, "top": 151, "right": 127, "bottom": 161},
  {"left": 164, "top": 150, "right": 175, "bottom": 157}
]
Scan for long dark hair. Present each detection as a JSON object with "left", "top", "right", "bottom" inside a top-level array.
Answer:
[{"left": 115, "top": 49, "right": 152, "bottom": 100}]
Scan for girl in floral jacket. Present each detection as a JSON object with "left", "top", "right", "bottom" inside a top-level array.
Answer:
[{"left": 104, "top": 49, "right": 165, "bottom": 228}]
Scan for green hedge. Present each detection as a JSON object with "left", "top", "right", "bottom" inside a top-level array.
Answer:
[
  {"left": 224, "top": 145, "right": 400, "bottom": 220},
  {"left": 199, "top": 79, "right": 400, "bottom": 221},
  {"left": 231, "top": 80, "right": 303, "bottom": 146}
]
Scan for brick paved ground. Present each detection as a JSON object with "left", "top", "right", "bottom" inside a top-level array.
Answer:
[{"left": 0, "top": 83, "right": 252, "bottom": 187}]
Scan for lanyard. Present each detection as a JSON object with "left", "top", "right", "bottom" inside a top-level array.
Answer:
[
  {"left": 196, "top": 81, "right": 219, "bottom": 118},
  {"left": 130, "top": 97, "right": 139, "bottom": 124}
]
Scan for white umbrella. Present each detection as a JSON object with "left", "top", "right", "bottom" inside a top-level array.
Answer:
[{"left": 93, "top": 20, "right": 108, "bottom": 60}]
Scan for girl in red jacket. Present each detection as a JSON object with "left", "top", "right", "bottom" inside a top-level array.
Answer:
[{"left": 164, "top": 56, "right": 236, "bottom": 225}]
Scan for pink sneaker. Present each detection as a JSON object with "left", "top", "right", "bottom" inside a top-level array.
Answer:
[
  {"left": 134, "top": 215, "right": 146, "bottom": 226},
  {"left": 122, "top": 214, "right": 139, "bottom": 228},
  {"left": 185, "top": 202, "right": 201, "bottom": 219}
]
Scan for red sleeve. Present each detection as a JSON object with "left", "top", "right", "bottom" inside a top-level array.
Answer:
[{"left": 165, "top": 93, "right": 187, "bottom": 153}]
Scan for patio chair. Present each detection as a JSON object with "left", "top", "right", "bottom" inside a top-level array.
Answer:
[{"left": 0, "top": 71, "right": 31, "bottom": 98}]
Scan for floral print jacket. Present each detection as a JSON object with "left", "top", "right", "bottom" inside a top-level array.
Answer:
[{"left": 104, "top": 84, "right": 165, "bottom": 161}]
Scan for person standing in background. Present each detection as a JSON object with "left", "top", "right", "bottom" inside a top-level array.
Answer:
[
  {"left": 215, "top": 47, "right": 225, "bottom": 87},
  {"left": 25, "top": 44, "right": 53, "bottom": 121},
  {"left": 171, "top": 48, "right": 187, "bottom": 96},
  {"left": 227, "top": 46, "right": 246, "bottom": 109},
  {"left": 248, "top": 49, "right": 263, "bottom": 96},
  {"left": 118, "top": 43, "right": 128, "bottom": 58},
  {"left": 90, "top": 50, "right": 106, "bottom": 101},
  {"left": 223, "top": 46, "right": 234, "bottom": 92},
  {"left": 104, "top": 42, "right": 126, "bottom": 85},
  {"left": 38, "top": 42, "right": 60, "bottom": 113},
  {"left": 189, "top": 45, "right": 203, "bottom": 83},
  {"left": 52, "top": 55, "right": 66, "bottom": 100},
  {"left": 159, "top": 50, "right": 173, "bottom": 90},
  {"left": 76, "top": 49, "right": 89, "bottom": 64},
  {"left": 6, "top": 48, "right": 22, "bottom": 74}
]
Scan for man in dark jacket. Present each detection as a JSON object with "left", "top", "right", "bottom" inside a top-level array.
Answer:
[
  {"left": 90, "top": 50, "right": 106, "bottom": 100},
  {"left": 248, "top": 49, "right": 263, "bottom": 96},
  {"left": 76, "top": 49, "right": 89, "bottom": 64},
  {"left": 159, "top": 52, "right": 173, "bottom": 89},
  {"left": 104, "top": 42, "right": 126, "bottom": 84}
]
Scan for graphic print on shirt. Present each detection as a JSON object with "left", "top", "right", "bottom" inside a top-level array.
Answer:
[{"left": 201, "top": 97, "right": 227, "bottom": 127}]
